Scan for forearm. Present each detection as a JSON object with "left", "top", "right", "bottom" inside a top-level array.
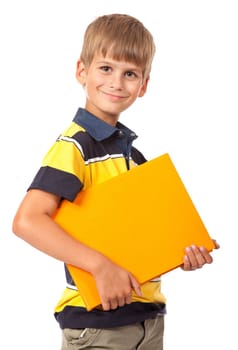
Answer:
[{"left": 13, "top": 211, "right": 105, "bottom": 275}]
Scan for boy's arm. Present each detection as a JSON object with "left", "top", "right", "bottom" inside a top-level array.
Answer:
[{"left": 12, "top": 189, "right": 141, "bottom": 310}]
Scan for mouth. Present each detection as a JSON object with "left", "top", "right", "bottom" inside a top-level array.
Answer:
[{"left": 101, "top": 90, "right": 128, "bottom": 101}]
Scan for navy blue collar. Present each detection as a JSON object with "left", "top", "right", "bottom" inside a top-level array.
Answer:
[{"left": 73, "top": 108, "right": 137, "bottom": 142}]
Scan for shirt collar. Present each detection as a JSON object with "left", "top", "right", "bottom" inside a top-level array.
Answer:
[{"left": 73, "top": 108, "right": 138, "bottom": 142}]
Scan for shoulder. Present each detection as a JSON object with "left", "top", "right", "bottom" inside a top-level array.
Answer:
[{"left": 61, "top": 121, "right": 86, "bottom": 138}]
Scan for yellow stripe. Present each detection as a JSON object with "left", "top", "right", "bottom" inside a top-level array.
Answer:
[
  {"left": 55, "top": 288, "right": 86, "bottom": 311},
  {"left": 55, "top": 281, "right": 166, "bottom": 313},
  {"left": 42, "top": 139, "right": 86, "bottom": 182},
  {"left": 61, "top": 122, "right": 85, "bottom": 137}
]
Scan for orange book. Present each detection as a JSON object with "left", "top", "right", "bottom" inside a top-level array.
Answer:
[{"left": 53, "top": 153, "right": 215, "bottom": 310}]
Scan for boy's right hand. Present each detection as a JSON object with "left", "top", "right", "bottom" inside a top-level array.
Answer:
[{"left": 92, "top": 257, "right": 142, "bottom": 311}]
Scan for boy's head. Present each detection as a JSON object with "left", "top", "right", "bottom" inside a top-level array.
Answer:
[{"left": 80, "top": 13, "right": 156, "bottom": 79}]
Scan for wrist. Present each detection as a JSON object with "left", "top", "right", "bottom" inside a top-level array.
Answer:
[{"left": 86, "top": 251, "right": 109, "bottom": 277}]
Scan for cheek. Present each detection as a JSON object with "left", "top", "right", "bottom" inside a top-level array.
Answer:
[
  {"left": 127, "top": 80, "right": 144, "bottom": 94},
  {"left": 87, "top": 75, "right": 105, "bottom": 90},
  {"left": 130, "top": 85, "right": 144, "bottom": 98}
]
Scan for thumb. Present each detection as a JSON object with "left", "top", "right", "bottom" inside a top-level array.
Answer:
[
  {"left": 129, "top": 273, "right": 142, "bottom": 297},
  {"left": 212, "top": 239, "right": 220, "bottom": 249}
]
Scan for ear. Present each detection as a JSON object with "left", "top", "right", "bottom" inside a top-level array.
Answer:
[
  {"left": 75, "top": 59, "right": 87, "bottom": 86},
  {"left": 138, "top": 77, "right": 149, "bottom": 97}
]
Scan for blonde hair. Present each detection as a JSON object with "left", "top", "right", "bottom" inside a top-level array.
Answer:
[{"left": 80, "top": 14, "right": 156, "bottom": 78}]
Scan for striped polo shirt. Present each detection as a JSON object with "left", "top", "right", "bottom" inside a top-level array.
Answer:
[{"left": 28, "top": 107, "right": 166, "bottom": 329}]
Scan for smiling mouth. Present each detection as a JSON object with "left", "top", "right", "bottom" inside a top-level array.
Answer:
[{"left": 101, "top": 91, "right": 128, "bottom": 100}]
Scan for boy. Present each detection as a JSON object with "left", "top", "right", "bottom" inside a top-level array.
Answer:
[{"left": 12, "top": 13, "right": 219, "bottom": 350}]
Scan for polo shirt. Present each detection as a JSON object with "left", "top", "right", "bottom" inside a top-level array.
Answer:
[{"left": 28, "top": 107, "right": 166, "bottom": 329}]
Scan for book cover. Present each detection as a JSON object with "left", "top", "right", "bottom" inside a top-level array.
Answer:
[{"left": 53, "top": 153, "right": 214, "bottom": 310}]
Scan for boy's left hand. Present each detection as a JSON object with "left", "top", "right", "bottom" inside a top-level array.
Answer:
[{"left": 182, "top": 239, "right": 220, "bottom": 271}]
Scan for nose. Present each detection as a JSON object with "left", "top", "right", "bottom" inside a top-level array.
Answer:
[{"left": 109, "top": 73, "right": 123, "bottom": 90}]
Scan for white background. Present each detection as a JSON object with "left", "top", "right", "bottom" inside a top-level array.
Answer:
[{"left": 0, "top": 1, "right": 237, "bottom": 349}]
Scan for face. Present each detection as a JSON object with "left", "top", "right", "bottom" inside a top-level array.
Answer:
[{"left": 76, "top": 54, "right": 149, "bottom": 125}]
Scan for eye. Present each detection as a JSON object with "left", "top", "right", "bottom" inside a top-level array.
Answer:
[
  {"left": 100, "top": 66, "right": 111, "bottom": 72},
  {"left": 125, "top": 71, "right": 137, "bottom": 78}
]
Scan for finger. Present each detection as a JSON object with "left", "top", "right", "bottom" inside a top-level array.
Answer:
[
  {"left": 185, "top": 246, "right": 204, "bottom": 269},
  {"left": 118, "top": 298, "right": 126, "bottom": 307},
  {"left": 129, "top": 274, "right": 142, "bottom": 297},
  {"left": 101, "top": 299, "right": 111, "bottom": 311},
  {"left": 109, "top": 298, "right": 119, "bottom": 310},
  {"left": 212, "top": 239, "right": 220, "bottom": 249},
  {"left": 199, "top": 246, "right": 213, "bottom": 264},
  {"left": 125, "top": 293, "right": 132, "bottom": 304},
  {"left": 185, "top": 246, "right": 198, "bottom": 269},
  {"left": 191, "top": 245, "right": 206, "bottom": 267},
  {"left": 182, "top": 255, "right": 191, "bottom": 271}
]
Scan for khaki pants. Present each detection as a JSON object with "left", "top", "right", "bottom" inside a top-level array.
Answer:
[{"left": 61, "top": 316, "right": 164, "bottom": 350}]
